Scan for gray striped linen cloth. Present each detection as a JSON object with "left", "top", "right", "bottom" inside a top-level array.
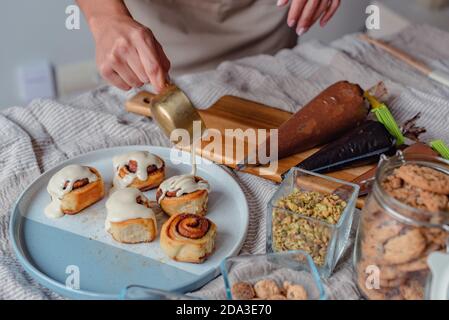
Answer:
[{"left": 1, "top": 24, "right": 449, "bottom": 300}]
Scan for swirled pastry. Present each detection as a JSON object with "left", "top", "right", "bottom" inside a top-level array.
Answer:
[
  {"left": 156, "top": 175, "right": 210, "bottom": 216},
  {"left": 160, "top": 214, "right": 217, "bottom": 263},
  {"left": 105, "top": 188, "right": 157, "bottom": 244},
  {"left": 112, "top": 151, "right": 165, "bottom": 192},
  {"left": 45, "top": 165, "right": 105, "bottom": 218}
]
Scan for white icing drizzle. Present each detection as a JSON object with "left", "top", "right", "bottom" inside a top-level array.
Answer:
[
  {"left": 45, "top": 165, "right": 98, "bottom": 219},
  {"left": 158, "top": 175, "right": 209, "bottom": 203},
  {"left": 191, "top": 149, "right": 197, "bottom": 176},
  {"left": 105, "top": 188, "right": 156, "bottom": 231},
  {"left": 158, "top": 151, "right": 209, "bottom": 203},
  {"left": 112, "top": 151, "right": 163, "bottom": 189}
]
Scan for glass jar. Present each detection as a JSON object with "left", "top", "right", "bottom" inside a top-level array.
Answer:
[
  {"left": 267, "top": 168, "right": 359, "bottom": 278},
  {"left": 354, "top": 153, "right": 449, "bottom": 300}
]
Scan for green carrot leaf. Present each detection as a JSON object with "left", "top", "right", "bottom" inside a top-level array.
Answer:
[
  {"left": 430, "top": 140, "right": 449, "bottom": 160},
  {"left": 371, "top": 105, "right": 405, "bottom": 146}
]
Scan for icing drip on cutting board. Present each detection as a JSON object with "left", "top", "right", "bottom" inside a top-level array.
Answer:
[
  {"left": 45, "top": 165, "right": 98, "bottom": 219},
  {"left": 112, "top": 151, "right": 163, "bottom": 190},
  {"left": 105, "top": 188, "right": 156, "bottom": 231}
]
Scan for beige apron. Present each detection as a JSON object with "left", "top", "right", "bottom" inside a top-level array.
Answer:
[{"left": 124, "top": 0, "right": 297, "bottom": 76}]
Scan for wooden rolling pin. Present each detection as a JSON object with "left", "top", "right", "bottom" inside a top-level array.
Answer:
[{"left": 360, "top": 34, "right": 449, "bottom": 88}]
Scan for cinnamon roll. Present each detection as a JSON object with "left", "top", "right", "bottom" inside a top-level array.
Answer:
[
  {"left": 112, "top": 151, "right": 165, "bottom": 192},
  {"left": 105, "top": 188, "right": 157, "bottom": 244},
  {"left": 160, "top": 213, "right": 217, "bottom": 263},
  {"left": 156, "top": 175, "right": 210, "bottom": 216},
  {"left": 45, "top": 165, "right": 105, "bottom": 218}
]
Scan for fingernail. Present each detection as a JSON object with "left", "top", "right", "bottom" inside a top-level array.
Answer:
[
  {"left": 277, "top": 0, "right": 288, "bottom": 6},
  {"left": 296, "top": 27, "right": 307, "bottom": 36},
  {"left": 288, "top": 19, "right": 296, "bottom": 28}
]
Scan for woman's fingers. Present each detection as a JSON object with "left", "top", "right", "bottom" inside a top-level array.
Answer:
[
  {"left": 320, "top": 0, "right": 340, "bottom": 26},
  {"left": 113, "top": 64, "right": 144, "bottom": 88},
  {"left": 109, "top": 49, "right": 144, "bottom": 88},
  {"left": 99, "top": 64, "right": 131, "bottom": 91},
  {"left": 155, "top": 41, "right": 171, "bottom": 74},
  {"left": 126, "top": 48, "right": 151, "bottom": 84},
  {"left": 309, "top": 0, "right": 331, "bottom": 28},
  {"left": 134, "top": 29, "right": 169, "bottom": 93},
  {"left": 92, "top": 15, "right": 172, "bottom": 92},
  {"left": 287, "top": 0, "right": 307, "bottom": 28},
  {"left": 296, "top": 0, "right": 321, "bottom": 35},
  {"left": 153, "top": 47, "right": 168, "bottom": 90},
  {"left": 277, "top": 0, "right": 289, "bottom": 6},
  {"left": 282, "top": 0, "right": 341, "bottom": 36}
]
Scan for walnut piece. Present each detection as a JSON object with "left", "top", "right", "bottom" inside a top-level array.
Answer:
[
  {"left": 254, "top": 279, "right": 281, "bottom": 299},
  {"left": 284, "top": 281, "right": 308, "bottom": 300},
  {"left": 231, "top": 282, "right": 255, "bottom": 300}
]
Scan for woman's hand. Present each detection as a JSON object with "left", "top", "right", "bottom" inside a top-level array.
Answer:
[
  {"left": 89, "top": 15, "right": 171, "bottom": 92},
  {"left": 277, "top": 0, "right": 341, "bottom": 36}
]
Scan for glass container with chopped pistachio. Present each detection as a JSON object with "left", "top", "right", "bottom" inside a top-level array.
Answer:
[{"left": 267, "top": 168, "right": 359, "bottom": 278}]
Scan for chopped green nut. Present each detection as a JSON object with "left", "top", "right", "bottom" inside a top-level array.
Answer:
[{"left": 272, "top": 190, "right": 347, "bottom": 266}]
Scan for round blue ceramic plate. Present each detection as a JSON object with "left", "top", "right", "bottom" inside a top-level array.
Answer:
[{"left": 10, "top": 146, "right": 249, "bottom": 299}]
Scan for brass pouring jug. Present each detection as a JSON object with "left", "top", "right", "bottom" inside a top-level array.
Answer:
[{"left": 126, "top": 85, "right": 206, "bottom": 145}]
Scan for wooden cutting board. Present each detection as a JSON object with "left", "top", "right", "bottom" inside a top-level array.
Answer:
[{"left": 127, "top": 91, "right": 373, "bottom": 206}]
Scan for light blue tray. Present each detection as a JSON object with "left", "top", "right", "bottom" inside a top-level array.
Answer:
[{"left": 10, "top": 146, "right": 249, "bottom": 299}]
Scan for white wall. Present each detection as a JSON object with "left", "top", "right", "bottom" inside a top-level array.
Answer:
[
  {"left": 381, "top": 0, "right": 449, "bottom": 30},
  {"left": 0, "top": 0, "right": 95, "bottom": 109}
]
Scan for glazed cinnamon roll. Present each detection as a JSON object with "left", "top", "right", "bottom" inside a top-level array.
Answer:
[
  {"left": 160, "top": 213, "right": 217, "bottom": 263},
  {"left": 45, "top": 165, "right": 105, "bottom": 218},
  {"left": 105, "top": 188, "right": 157, "bottom": 244},
  {"left": 156, "top": 175, "right": 210, "bottom": 216},
  {"left": 112, "top": 151, "right": 165, "bottom": 192}
]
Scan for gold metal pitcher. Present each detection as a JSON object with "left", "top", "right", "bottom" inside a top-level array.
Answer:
[{"left": 126, "top": 85, "right": 206, "bottom": 144}]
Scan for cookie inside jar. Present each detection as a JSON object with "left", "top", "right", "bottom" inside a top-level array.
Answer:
[{"left": 355, "top": 153, "right": 449, "bottom": 300}]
